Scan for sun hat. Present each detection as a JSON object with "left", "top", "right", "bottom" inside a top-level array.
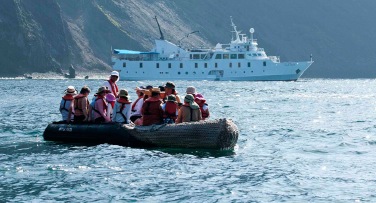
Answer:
[
  {"left": 119, "top": 89, "right": 128, "bottom": 97},
  {"left": 106, "top": 93, "right": 116, "bottom": 102},
  {"left": 110, "top": 71, "right": 119, "bottom": 77},
  {"left": 164, "top": 81, "right": 175, "bottom": 89},
  {"left": 166, "top": 95, "right": 177, "bottom": 103},
  {"left": 96, "top": 86, "right": 110, "bottom": 94},
  {"left": 151, "top": 87, "right": 161, "bottom": 93},
  {"left": 195, "top": 93, "right": 206, "bottom": 101},
  {"left": 184, "top": 94, "right": 199, "bottom": 109},
  {"left": 186, "top": 86, "right": 196, "bottom": 94},
  {"left": 64, "top": 86, "right": 77, "bottom": 95}
]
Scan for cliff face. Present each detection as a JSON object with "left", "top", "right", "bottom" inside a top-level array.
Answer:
[{"left": 0, "top": 0, "right": 376, "bottom": 78}]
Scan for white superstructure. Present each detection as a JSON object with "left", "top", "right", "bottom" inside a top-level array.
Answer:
[{"left": 112, "top": 18, "right": 313, "bottom": 81}]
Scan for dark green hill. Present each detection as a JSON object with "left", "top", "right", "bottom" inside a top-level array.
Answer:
[{"left": 0, "top": 0, "right": 375, "bottom": 78}]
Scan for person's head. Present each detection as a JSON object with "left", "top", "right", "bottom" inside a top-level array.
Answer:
[
  {"left": 184, "top": 94, "right": 200, "bottom": 109},
  {"left": 135, "top": 86, "right": 145, "bottom": 97},
  {"left": 119, "top": 89, "right": 129, "bottom": 100},
  {"left": 96, "top": 86, "right": 109, "bottom": 97},
  {"left": 151, "top": 87, "right": 161, "bottom": 97},
  {"left": 80, "top": 86, "right": 91, "bottom": 96},
  {"left": 186, "top": 86, "right": 196, "bottom": 95},
  {"left": 166, "top": 95, "right": 177, "bottom": 103},
  {"left": 110, "top": 71, "right": 119, "bottom": 82},
  {"left": 106, "top": 93, "right": 116, "bottom": 102},
  {"left": 194, "top": 93, "right": 206, "bottom": 104},
  {"left": 164, "top": 81, "right": 175, "bottom": 94},
  {"left": 64, "top": 86, "right": 77, "bottom": 95}
]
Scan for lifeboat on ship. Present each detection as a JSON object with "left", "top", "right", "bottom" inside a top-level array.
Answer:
[{"left": 43, "top": 119, "right": 239, "bottom": 150}]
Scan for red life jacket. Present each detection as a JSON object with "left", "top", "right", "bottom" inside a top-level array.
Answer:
[
  {"left": 92, "top": 96, "right": 108, "bottom": 118},
  {"left": 200, "top": 104, "right": 209, "bottom": 119},
  {"left": 116, "top": 98, "right": 131, "bottom": 122},
  {"left": 60, "top": 95, "right": 74, "bottom": 112},
  {"left": 163, "top": 101, "right": 177, "bottom": 120},
  {"left": 107, "top": 80, "right": 119, "bottom": 97},
  {"left": 73, "top": 94, "right": 89, "bottom": 113}
]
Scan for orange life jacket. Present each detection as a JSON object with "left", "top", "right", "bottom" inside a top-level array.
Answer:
[
  {"left": 74, "top": 94, "right": 89, "bottom": 114},
  {"left": 199, "top": 104, "right": 209, "bottom": 119}
]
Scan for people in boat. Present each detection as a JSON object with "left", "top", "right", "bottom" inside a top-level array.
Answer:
[
  {"left": 186, "top": 86, "right": 196, "bottom": 98},
  {"left": 92, "top": 86, "right": 111, "bottom": 123},
  {"left": 106, "top": 93, "right": 116, "bottom": 120},
  {"left": 103, "top": 71, "right": 119, "bottom": 97},
  {"left": 176, "top": 94, "right": 202, "bottom": 123},
  {"left": 194, "top": 93, "right": 210, "bottom": 120},
  {"left": 163, "top": 81, "right": 181, "bottom": 104},
  {"left": 141, "top": 87, "right": 163, "bottom": 126},
  {"left": 112, "top": 89, "right": 132, "bottom": 123},
  {"left": 130, "top": 86, "right": 145, "bottom": 123},
  {"left": 162, "top": 95, "right": 178, "bottom": 124},
  {"left": 69, "top": 86, "right": 91, "bottom": 123},
  {"left": 59, "top": 86, "right": 77, "bottom": 122}
]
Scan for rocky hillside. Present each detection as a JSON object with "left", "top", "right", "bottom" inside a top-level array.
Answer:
[{"left": 0, "top": 0, "right": 376, "bottom": 78}]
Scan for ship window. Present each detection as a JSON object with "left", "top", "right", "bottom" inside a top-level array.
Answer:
[
  {"left": 140, "top": 63, "right": 143, "bottom": 68},
  {"left": 185, "top": 72, "right": 188, "bottom": 75},
  {"left": 193, "top": 71, "right": 196, "bottom": 75},
  {"left": 229, "top": 63, "right": 232, "bottom": 68},
  {"left": 195, "top": 63, "right": 198, "bottom": 68},
  {"left": 202, "top": 72, "right": 204, "bottom": 74},
  {"left": 201, "top": 54, "right": 206, "bottom": 59},
  {"left": 238, "top": 54, "right": 245, "bottom": 59},
  {"left": 248, "top": 62, "right": 251, "bottom": 67},
  {"left": 258, "top": 53, "right": 262, "bottom": 56},
  {"left": 263, "top": 61, "right": 266, "bottom": 66},
  {"left": 180, "top": 63, "right": 183, "bottom": 68},
  {"left": 190, "top": 54, "right": 193, "bottom": 59},
  {"left": 238, "top": 62, "right": 241, "bottom": 68},
  {"left": 252, "top": 53, "right": 257, "bottom": 56},
  {"left": 168, "top": 63, "right": 171, "bottom": 68},
  {"left": 223, "top": 54, "right": 229, "bottom": 59},
  {"left": 178, "top": 72, "right": 181, "bottom": 75},
  {"left": 215, "top": 54, "right": 222, "bottom": 59},
  {"left": 193, "top": 54, "right": 200, "bottom": 59},
  {"left": 209, "top": 53, "right": 214, "bottom": 59},
  {"left": 123, "top": 62, "right": 126, "bottom": 68},
  {"left": 215, "top": 63, "right": 218, "bottom": 68},
  {"left": 156, "top": 63, "right": 159, "bottom": 68},
  {"left": 230, "top": 54, "right": 237, "bottom": 59},
  {"left": 204, "top": 63, "right": 208, "bottom": 68},
  {"left": 165, "top": 72, "right": 169, "bottom": 74}
]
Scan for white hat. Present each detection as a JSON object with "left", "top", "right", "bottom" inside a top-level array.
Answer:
[
  {"left": 64, "top": 86, "right": 77, "bottom": 95},
  {"left": 111, "top": 71, "right": 119, "bottom": 77},
  {"left": 186, "top": 86, "right": 196, "bottom": 94}
]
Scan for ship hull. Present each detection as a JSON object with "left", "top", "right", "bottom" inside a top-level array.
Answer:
[{"left": 112, "top": 60, "right": 312, "bottom": 81}]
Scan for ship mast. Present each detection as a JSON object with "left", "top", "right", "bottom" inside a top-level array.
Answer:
[{"left": 153, "top": 16, "right": 165, "bottom": 40}]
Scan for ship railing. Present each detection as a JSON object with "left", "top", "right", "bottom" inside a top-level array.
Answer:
[
  {"left": 268, "top": 56, "right": 280, "bottom": 63},
  {"left": 257, "top": 48, "right": 264, "bottom": 52}
]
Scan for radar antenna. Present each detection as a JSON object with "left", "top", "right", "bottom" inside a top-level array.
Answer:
[{"left": 153, "top": 16, "right": 165, "bottom": 40}]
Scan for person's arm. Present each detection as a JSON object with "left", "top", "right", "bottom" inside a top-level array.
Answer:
[
  {"left": 126, "top": 104, "right": 131, "bottom": 123},
  {"left": 176, "top": 108, "right": 182, "bottom": 123},
  {"left": 81, "top": 98, "right": 89, "bottom": 121},
  {"left": 112, "top": 103, "right": 117, "bottom": 122},
  {"left": 67, "top": 103, "right": 73, "bottom": 123}
]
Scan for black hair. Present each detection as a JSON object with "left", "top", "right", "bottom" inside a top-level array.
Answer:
[
  {"left": 80, "top": 86, "right": 91, "bottom": 94},
  {"left": 151, "top": 91, "right": 159, "bottom": 97}
]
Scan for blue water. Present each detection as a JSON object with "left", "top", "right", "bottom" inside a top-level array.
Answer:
[{"left": 1, "top": 79, "right": 376, "bottom": 202}]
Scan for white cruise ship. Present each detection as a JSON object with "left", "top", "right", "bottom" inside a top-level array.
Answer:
[{"left": 112, "top": 17, "right": 313, "bottom": 81}]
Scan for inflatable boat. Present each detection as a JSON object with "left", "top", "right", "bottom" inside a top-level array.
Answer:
[{"left": 43, "top": 119, "right": 239, "bottom": 150}]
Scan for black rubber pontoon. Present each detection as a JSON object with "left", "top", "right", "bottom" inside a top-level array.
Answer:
[{"left": 43, "top": 119, "right": 239, "bottom": 150}]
